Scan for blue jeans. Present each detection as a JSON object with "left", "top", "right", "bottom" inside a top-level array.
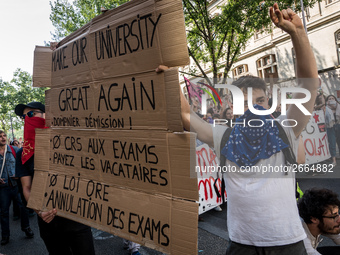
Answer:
[
  {"left": 0, "top": 185, "right": 30, "bottom": 238},
  {"left": 327, "top": 127, "right": 337, "bottom": 157}
]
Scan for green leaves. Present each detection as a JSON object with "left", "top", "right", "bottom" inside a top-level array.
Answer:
[
  {"left": 184, "top": 0, "right": 321, "bottom": 85},
  {"left": 48, "top": 0, "right": 320, "bottom": 86},
  {"left": 0, "top": 69, "right": 47, "bottom": 134},
  {"left": 49, "top": 0, "right": 130, "bottom": 40}
]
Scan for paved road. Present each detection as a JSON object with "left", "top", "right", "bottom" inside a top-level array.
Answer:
[{"left": 1, "top": 162, "right": 339, "bottom": 255}]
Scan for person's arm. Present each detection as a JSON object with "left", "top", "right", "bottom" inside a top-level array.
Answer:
[
  {"left": 296, "top": 136, "right": 306, "bottom": 165},
  {"left": 21, "top": 175, "right": 32, "bottom": 203},
  {"left": 21, "top": 176, "right": 57, "bottom": 223},
  {"left": 180, "top": 88, "right": 214, "bottom": 146},
  {"left": 314, "top": 103, "right": 325, "bottom": 111},
  {"left": 156, "top": 65, "right": 214, "bottom": 147},
  {"left": 270, "top": 4, "right": 318, "bottom": 138}
]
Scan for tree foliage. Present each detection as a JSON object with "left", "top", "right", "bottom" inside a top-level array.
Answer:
[
  {"left": 50, "top": 0, "right": 129, "bottom": 40},
  {"left": 49, "top": 0, "right": 321, "bottom": 87},
  {"left": 184, "top": 0, "right": 321, "bottom": 86},
  {"left": 0, "top": 69, "right": 47, "bottom": 137}
]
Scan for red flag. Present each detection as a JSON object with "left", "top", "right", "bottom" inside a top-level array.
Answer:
[{"left": 22, "top": 117, "right": 48, "bottom": 164}]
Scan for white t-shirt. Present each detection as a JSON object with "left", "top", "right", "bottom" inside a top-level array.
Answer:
[{"left": 213, "top": 115, "right": 306, "bottom": 246}]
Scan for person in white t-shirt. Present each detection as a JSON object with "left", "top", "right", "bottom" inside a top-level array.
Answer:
[
  {"left": 163, "top": 3, "right": 319, "bottom": 255},
  {"left": 298, "top": 188, "right": 340, "bottom": 255}
]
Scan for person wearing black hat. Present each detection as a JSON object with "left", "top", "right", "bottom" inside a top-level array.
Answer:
[
  {"left": 15, "top": 101, "right": 95, "bottom": 255},
  {"left": 14, "top": 102, "right": 46, "bottom": 118}
]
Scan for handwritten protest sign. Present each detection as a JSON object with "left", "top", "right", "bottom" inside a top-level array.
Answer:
[
  {"left": 29, "top": 0, "right": 198, "bottom": 254},
  {"left": 301, "top": 110, "right": 330, "bottom": 164},
  {"left": 45, "top": 69, "right": 183, "bottom": 131},
  {"left": 33, "top": 0, "right": 189, "bottom": 88},
  {"left": 196, "top": 141, "right": 227, "bottom": 215},
  {"left": 33, "top": 128, "right": 197, "bottom": 200},
  {"left": 29, "top": 170, "right": 198, "bottom": 255}
]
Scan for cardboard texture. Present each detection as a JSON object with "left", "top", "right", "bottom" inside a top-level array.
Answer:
[
  {"left": 33, "top": 0, "right": 189, "bottom": 88},
  {"left": 44, "top": 69, "right": 183, "bottom": 131},
  {"left": 34, "top": 128, "right": 197, "bottom": 201},
  {"left": 33, "top": 46, "right": 52, "bottom": 88},
  {"left": 31, "top": 0, "right": 198, "bottom": 253},
  {"left": 28, "top": 170, "right": 198, "bottom": 255}
]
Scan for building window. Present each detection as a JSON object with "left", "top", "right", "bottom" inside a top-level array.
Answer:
[
  {"left": 336, "top": 30, "right": 340, "bottom": 65},
  {"left": 232, "top": 64, "right": 248, "bottom": 79},
  {"left": 256, "top": 54, "right": 278, "bottom": 79},
  {"left": 326, "top": 0, "right": 340, "bottom": 5}
]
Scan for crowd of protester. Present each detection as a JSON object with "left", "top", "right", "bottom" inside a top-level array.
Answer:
[
  {"left": 1, "top": 3, "right": 340, "bottom": 255},
  {"left": 188, "top": 75, "right": 340, "bottom": 255}
]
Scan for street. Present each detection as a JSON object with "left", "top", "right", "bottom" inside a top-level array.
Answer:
[{"left": 1, "top": 164, "right": 339, "bottom": 255}]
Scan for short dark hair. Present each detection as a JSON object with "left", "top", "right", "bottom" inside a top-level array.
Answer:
[
  {"left": 326, "top": 95, "right": 340, "bottom": 105},
  {"left": 221, "top": 108, "right": 232, "bottom": 119},
  {"left": 0, "top": 130, "right": 5, "bottom": 135},
  {"left": 298, "top": 188, "right": 340, "bottom": 224},
  {"left": 232, "top": 75, "right": 267, "bottom": 93},
  {"left": 207, "top": 107, "right": 215, "bottom": 115}
]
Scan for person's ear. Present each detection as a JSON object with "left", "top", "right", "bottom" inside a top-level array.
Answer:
[{"left": 310, "top": 217, "right": 319, "bottom": 224}]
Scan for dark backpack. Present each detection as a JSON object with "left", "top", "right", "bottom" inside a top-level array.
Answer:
[{"left": 214, "top": 121, "right": 300, "bottom": 201}]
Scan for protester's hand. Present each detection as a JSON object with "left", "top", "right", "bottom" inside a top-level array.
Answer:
[
  {"left": 269, "top": 3, "right": 303, "bottom": 35},
  {"left": 0, "top": 179, "right": 5, "bottom": 185},
  {"left": 156, "top": 65, "right": 169, "bottom": 73},
  {"left": 39, "top": 209, "right": 57, "bottom": 223}
]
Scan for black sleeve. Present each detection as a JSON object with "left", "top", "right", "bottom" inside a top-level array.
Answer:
[{"left": 15, "top": 149, "right": 32, "bottom": 178}]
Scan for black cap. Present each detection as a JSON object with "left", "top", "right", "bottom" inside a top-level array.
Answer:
[{"left": 15, "top": 102, "right": 45, "bottom": 116}]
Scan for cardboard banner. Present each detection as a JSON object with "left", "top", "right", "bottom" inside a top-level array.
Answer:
[
  {"left": 301, "top": 110, "right": 330, "bottom": 164},
  {"left": 31, "top": 128, "right": 198, "bottom": 253},
  {"left": 33, "top": 46, "right": 52, "bottom": 88},
  {"left": 196, "top": 141, "right": 227, "bottom": 215},
  {"left": 34, "top": 128, "right": 198, "bottom": 201},
  {"left": 45, "top": 69, "right": 183, "bottom": 131},
  {"left": 28, "top": 170, "right": 198, "bottom": 255},
  {"left": 33, "top": 0, "right": 189, "bottom": 88},
  {"left": 31, "top": 0, "right": 197, "bottom": 253}
]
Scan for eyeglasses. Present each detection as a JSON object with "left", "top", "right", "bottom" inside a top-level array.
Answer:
[
  {"left": 21, "top": 110, "right": 43, "bottom": 120},
  {"left": 322, "top": 213, "right": 340, "bottom": 222}
]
